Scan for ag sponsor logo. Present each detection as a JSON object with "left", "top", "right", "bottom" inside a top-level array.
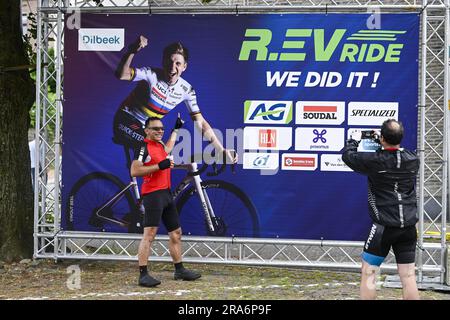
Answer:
[
  {"left": 295, "top": 127, "right": 344, "bottom": 151},
  {"left": 243, "top": 127, "right": 292, "bottom": 150},
  {"left": 348, "top": 102, "right": 398, "bottom": 125},
  {"left": 347, "top": 128, "right": 380, "bottom": 152},
  {"left": 282, "top": 153, "right": 318, "bottom": 171},
  {"left": 320, "top": 154, "right": 352, "bottom": 172},
  {"left": 243, "top": 152, "right": 279, "bottom": 170},
  {"left": 244, "top": 101, "right": 293, "bottom": 124},
  {"left": 295, "top": 101, "right": 345, "bottom": 125},
  {"left": 78, "top": 28, "right": 124, "bottom": 51}
]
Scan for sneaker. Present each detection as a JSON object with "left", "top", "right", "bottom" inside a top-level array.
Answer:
[
  {"left": 174, "top": 268, "right": 201, "bottom": 281},
  {"left": 138, "top": 273, "right": 161, "bottom": 287}
]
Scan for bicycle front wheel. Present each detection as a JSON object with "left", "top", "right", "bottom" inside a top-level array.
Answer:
[
  {"left": 65, "top": 172, "right": 136, "bottom": 232},
  {"left": 176, "top": 180, "right": 259, "bottom": 237}
]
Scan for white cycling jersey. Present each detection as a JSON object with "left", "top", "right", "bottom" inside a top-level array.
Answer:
[{"left": 124, "top": 66, "right": 200, "bottom": 123}]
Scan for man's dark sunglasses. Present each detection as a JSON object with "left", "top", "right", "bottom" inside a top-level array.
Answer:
[{"left": 147, "top": 126, "right": 165, "bottom": 131}]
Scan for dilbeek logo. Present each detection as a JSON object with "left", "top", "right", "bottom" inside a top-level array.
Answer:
[
  {"left": 244, "top": 101, "right": 293, "bottom": 124},
  {"left": 82, "top": 35, "right": 120, "bottom": 45}
]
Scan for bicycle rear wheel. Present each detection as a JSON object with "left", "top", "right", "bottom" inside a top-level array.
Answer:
[
  {"left": 65, "top": 172, "right": 137, "bottom": 232},
  {"left": 176, "top": 180, "right": 260, "bottom": 237}
]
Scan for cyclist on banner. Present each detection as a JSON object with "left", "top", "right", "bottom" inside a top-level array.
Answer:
[
  {"left": 131, "top": 115, "right": 201, "bottom": 287},
  {"left": 114, "top": 35, "right": 237, "bottom": 166},
  {"left": 342, "top": 119, "right": 420, "bottom": 300}
]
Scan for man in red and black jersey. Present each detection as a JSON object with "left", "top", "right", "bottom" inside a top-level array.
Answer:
[{"left": 131, "top": 116, "right": 201, "bottom": 287}]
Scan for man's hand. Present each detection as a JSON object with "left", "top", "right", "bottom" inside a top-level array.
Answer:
[
  {"left": 158, "top": 158, "right": 174, "bottom": 170},
  {"left": 128, "top": 35, "right": 148, "bottom": 54},
  {"left": 173, "top": 113, "right": 184, "bottom": 131}
]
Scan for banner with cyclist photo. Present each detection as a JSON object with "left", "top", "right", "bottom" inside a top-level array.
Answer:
[{"left": 62, "top": 13, "right": 419, "bottom": 240}]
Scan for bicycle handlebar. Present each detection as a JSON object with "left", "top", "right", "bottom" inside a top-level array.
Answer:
[{"left": 173, "top": 150, "right": 237, "bottom": 175}]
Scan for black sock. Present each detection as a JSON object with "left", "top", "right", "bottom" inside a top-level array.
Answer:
[
  {"left": 139, "top": 265, "right": 148, "bottom": 275},
  {"left": 174, "top": 262, "right": 184, "bottom": 271}
]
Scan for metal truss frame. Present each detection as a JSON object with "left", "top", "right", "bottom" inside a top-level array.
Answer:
[{"left": 34, "top": 0, "right": 449, "bottom": 287}]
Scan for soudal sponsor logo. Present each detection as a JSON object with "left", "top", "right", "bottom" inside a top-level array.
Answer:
[
  {"left": 243, "top": 127, "right": 292, "bottom": 150},
  {"left": 259, "top": 129, "right": 277, "bottom": 148},
  {"left": 348, "top": 102, "right": 398, "bottom": 125},
  {"left": 244, "top": 100, "right": 293, "bottom": 124},
  {"left": 243, "top": 152, "right": 279, "bottom": 170},
  {"left": 78, "top": 28, "right": 124, "bottom": 51},
  {"left": 282, "top": 153, "right": 318, "bottom": 171},
  {"left": 320, "top": 154, "right": 352, "bottom": 172},
  {"left": 295, "top": 127, "right": 344, "bottom": 151},
  {"left": 296, "top": 101, "right": 345, "bottom": 125}
]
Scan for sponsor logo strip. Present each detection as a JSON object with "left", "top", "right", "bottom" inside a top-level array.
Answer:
[
  {"left": 282, "top": 153, "right": 318, "bottom": 171},
  {"left": 296, "top": 101, "right": 345, "bottom": 125},
  {"left": 295, "top": 127, "right": 345, "bottom": 152},
  {"left": 244, "top": 127, "right": 292, "bottom": 150},
  {"left": 348, "top": 102, "right": 398, "bottom": 125},
  {"left": 243, "top": 152, "right": 279, "bottom": 170},
  {"left": 320, "top": 154, "right": 352, "bottom": 172}
]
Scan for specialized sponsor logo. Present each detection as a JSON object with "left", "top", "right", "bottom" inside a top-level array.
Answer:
[
  {"left": 243, "top": 152, "right": 279, "bottom": 170},
  {"left": 78, "top": 28, "right": 124, "bottom": 51},
  {"left": 320, "top": 154, "right": 352, "bottom": 172},
  {"left": 347, "top": 128, "right": 380, "bottom": 152},
  {"left": 282, "top": 153, "right": 318, "bottom": 171},
  {"left": 295, "top": 127, "right": 344, "bottom": 151},
  {"left": 244, "top": 101, "right": 293, "bottom": 124},
  {"left": 348, "top": 102, "right": 398, "bottom": 125},
  {"left": 295, "top": 101, "right": 345, "bottom": 125},
  {"left": 243, "top": 127, "right": 292, "bottom": 150}
]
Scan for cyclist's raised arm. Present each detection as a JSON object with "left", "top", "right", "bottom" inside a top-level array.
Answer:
[
  {"left": 115, "top": 35, "right": 148, "bottom": 81},
  {"left": 191, "top": 113, "right": 238, "bottom": 164},
  {"left": 165, "top": 114, "right": 184, "bottom": 154}
]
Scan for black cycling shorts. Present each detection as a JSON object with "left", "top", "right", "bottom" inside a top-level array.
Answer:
[
  {"left": 362, "top": 222, "right": 417, "bottom": 266},
  {"left": 142, "top": 189, "right": 180, "bottom": 232}
]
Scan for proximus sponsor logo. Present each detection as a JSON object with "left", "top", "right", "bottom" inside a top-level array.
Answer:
[{"left": 78, "top": 28, "right": 124, "bottom": 51}]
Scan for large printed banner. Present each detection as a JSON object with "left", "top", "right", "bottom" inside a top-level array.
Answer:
[{"left": 62, "top": 14, "right": 419, "bottom": 240}]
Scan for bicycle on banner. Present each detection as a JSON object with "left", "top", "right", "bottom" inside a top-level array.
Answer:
[{"left": 65, "top": 115, "right": 259, "bottom": 238}]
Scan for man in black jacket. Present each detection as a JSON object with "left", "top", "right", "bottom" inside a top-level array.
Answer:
[{"left": 342, "top": 119, "right": 420, "bottom": 300}]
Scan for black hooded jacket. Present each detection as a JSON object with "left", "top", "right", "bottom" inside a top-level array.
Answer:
[{"left": 342, "top": 139, "right": 419, "bottom": 228}]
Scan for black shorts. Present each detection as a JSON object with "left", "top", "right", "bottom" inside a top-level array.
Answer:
[
  {"left": 362, "top": 222, "right": 417, "bottom": 266},
  {"left": 142, "top": 189, "right": 180, "bottom": 232}
]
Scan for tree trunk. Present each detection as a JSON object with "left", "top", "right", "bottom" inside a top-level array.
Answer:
[{"left": 0, "top": 1, "right": 35, "bottom": 261}]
